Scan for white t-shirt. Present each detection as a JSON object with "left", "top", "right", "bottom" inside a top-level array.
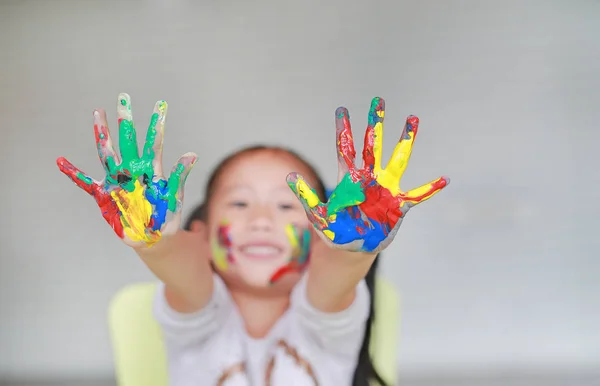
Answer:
[{"left": 153, "top": 273, "right": 370, "bottom": 386}]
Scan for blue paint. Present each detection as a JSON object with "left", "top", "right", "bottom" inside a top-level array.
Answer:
[
  {"left": 145, "top": 178, "right": 169, "bottom": 231},
  {"left": 298, "top": 229, "right": 311, "bottom": 264},
  {"left": 403, "top": 117, "right": 415, "bottom": 139},
  {"left": 324, "top": 206, "right": 389, "bottom": 252}
]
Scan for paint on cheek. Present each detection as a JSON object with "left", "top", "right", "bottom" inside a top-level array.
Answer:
[
  {"left": 211, "top": 222, "right": 235, "bottom": 271},
  {"left": 268, "top": 225, "right": 311, "bottom": 285}
]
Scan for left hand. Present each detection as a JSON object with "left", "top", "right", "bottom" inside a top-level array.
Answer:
[{"left": 287, "top": 97, "right": 449, "bottom": 253}]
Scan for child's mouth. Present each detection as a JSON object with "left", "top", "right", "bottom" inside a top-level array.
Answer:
[{"left": 239, "top": 244, "right": 283, "bottom": 260}]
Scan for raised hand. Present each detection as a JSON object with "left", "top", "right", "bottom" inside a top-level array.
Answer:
[
  {"left": 56, "top": 93, "right": 197, "bottom": 247},
  {"left": 287, "top": 97, "right": 449, "bottom": 253}
]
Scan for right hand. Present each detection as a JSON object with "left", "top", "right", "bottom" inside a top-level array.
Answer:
[{"left": 57, "top": 93, "right": 197, "bottom": 248}]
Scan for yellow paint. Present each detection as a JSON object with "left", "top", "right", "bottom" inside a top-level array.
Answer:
[
  {"left": 157, "top": 101, "right": 167, "bottom": 122},
  {"left": 285, "top": 224, "right": 300, "bottom": 256},
  {"left": 374, "top": 128, "right": 417, "bottom": 196},
  {"left": 323, "top": 229, "right": 335, "bottom": 240},
  {"left": 211, "top": 237, "right": 229, "bottom": 270},
  {"left": 372, "top": 122, "right": 384, "bottom": 176},
  {"left": 295, "top": 178, "right": 320, "bottom": 208},
  {"left": 403, "top": 177, "right": 446, "bottom": 204},
  {"left": 112, "top": 180, "right": 161, "bottom": 245}
]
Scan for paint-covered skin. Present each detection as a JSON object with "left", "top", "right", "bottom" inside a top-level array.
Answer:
[
  {"left": 268, "top": 225, "right": 311, "bottom": 284},
  {"left": 287, "top": 97, "right": 449, "bottom": 253},
  {"left": 211, "top": 222, "right": 311, "bottom": 284},
  {"left": 56, "top": 93, "right": 197, "bottom": 247},
  {"left": 211, "top": 222, "right": 236, "bottom": 270}
]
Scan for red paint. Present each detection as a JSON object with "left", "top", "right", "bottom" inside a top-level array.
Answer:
[
  {"left": 359, "top": 184, "right": 403, "bottom": 228},
  {"left": 56, "top": 157, "right": 124, "bottom": 238},
  {"left": 94, "top": 123, "right": 109, "bottom": 148},
  {"left": 399, "top": 177, "right": 449, "bottom": 203},
  {"left": 336, "top": 109, "right": 360, "bottom": 181},
  {"left": 405, "top": 115, "right": 419, "bottom": 140},
  {"left": 217, "top": 225, "right": 235, "bottom": 263},
  {"left": 268, "top": 258, "right": 309, "bottom": 285},
  {"left": 362, "top": 126, "right": 376, "bottom": 170}
]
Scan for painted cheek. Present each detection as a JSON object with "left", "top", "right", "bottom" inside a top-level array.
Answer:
[
  {"left": 211, "top": 221, "right": 235, "bottom": 270},
  {"left": 268, "top": 224, "right": 311, "bottom": 284}
]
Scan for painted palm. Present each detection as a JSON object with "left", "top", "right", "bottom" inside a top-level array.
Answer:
[
  {"left": 288, "top": 97, "right": 449, "bottom": 253},
  {"left": 57, "top": 93, "right": 197, "bottom": 247}
]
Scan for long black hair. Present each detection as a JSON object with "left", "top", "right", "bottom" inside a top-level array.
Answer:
[{"left": 184, "top": 145, "right": 388, "bottom": 386}]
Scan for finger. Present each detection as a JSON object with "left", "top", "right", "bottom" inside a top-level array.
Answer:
[
  {"left": 362, "top": 97, "right": 385, "bottom": 172},
  {"left": 56, "top": 156, "right": 99, "bottom": 196},
  {"left": 335, "top": 107, "right": 356, "bottom": 182},
  {"left": 286, "top": 172, "right": 328, "bottom": 229},
  {"left": 142, "top": 100, "right": 167, "bottom": 178},
  {"left": 93, "top": 109, "right": 120, "bottom": 177},
  {"left": 117, "top": 93, "right": 140, "bottom": 163},
  {"left": 166, "top": 152, "right": 198, "bottom": 213},
  {"left": 385, "top": 115, "right": 419, "bottom": 186},
  {"left": 399, "top": 176, "right": 450, "bottom": 206}
]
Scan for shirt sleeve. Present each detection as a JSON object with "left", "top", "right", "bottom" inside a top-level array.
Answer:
[
  {"left": 153, "top": 273, "right": 234, "bottom": 352},
  {"left": 289, "top": 274, "right": 371, "bottom": 357}
]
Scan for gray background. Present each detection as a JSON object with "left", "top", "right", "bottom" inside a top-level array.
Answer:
[{"left": 1, "top": 0, "right": 599, "bottom": 384}]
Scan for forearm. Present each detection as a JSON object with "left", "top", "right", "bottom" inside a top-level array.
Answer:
[
  {"left": 306, "top": 242, "right": 377, "bottom": 313},
  {"left": 135, "top": 231, "right": 214, "bottom": 313}
]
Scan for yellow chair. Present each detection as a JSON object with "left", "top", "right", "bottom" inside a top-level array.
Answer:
[{"left": 108, "top": 278, "right": 400, "bottom": 386}]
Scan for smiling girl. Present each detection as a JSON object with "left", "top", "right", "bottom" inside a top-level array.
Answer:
[{"left": 57, "top": 93, "right": 449, "bottom": 385}]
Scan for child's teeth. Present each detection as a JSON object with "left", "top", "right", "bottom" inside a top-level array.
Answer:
[{"left": 244, "top": 246, "right": 279, "bottom": 254}]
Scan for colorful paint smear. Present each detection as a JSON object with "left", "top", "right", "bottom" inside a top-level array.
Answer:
[
  {"left": 210, "top": 222, "right": 311, "bottom": 285},
  {"left": 211, "top": 222, "right": 236, "bottom": 270},
  {"left": 268, "top": 225, "right": 311, "bottom": 284},
  {"left": 288, "top": 97, "right": 449, "bottom": 253},
  {"left": 57, "top": 93, "right": 197, "bottom": 246}
]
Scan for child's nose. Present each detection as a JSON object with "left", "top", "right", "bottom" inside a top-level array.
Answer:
[{"left": 248, "top": 206, "right": 275, "bottom": 231}]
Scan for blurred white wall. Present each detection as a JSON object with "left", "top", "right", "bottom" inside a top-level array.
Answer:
[{"left": 0, "top": 0, "right": 598, "bottom": 380}]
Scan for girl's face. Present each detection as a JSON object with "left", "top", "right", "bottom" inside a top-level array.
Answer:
[{"left": 206, "top": 151, "right": 319, "bottom": 290}]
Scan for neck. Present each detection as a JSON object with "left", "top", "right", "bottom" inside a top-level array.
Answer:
[{"left": 230, "top": 287, "right": 290, "bottom": 339}]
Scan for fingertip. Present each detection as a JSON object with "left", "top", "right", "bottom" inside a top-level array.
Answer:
[
  {"left": 56, "top": 156, "right": 72, "bottom": 173},
  {"left": 371, "top": 96, "right": 385, "bottom": 111},
  {"left": 406, "top": 115, "right": 419, "bottom": 126},
  {"left": 155, "top": 100, "right": 168, "bottom": 116},
  {"left": 286, "top": 172, "right": 300, "bottom": 184},
  {"left": 335, "top": 106, "right": 349, "bottom": 119},
  {"left": 182, "top": 152, "right": 198, "bottom": 167},
  {"left": 442, "top": 176, "right": 451, "bottom": 186},
  {"left": 118, "top": 93, "right": 131, "bottom": 106}
]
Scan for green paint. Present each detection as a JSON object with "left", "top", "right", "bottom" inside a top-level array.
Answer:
[
  {"left": 100, "top": 118, "right": 155, "bottom": 192},
  {"left": 120, "top": 99, "right": 127, "bottom": 106},
  {"left": 119, "top": 119, "right": 140, "bottom": 161},
  {"left": 368, "top": 97, "right": 381, "bottom": 126},
  {"left": 166, "top": 163, "right": 186, "bottom": 212},
  {"left": 142, "top": 113, "right": 159, "bottom": 158},
  {"left": 327, "top": 173, "right": 365, "bottom": 216},
  {"left": 77, "top": 172, "right": 93, "bottom": 185}
]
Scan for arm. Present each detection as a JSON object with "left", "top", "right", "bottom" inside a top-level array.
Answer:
[
  {"left": 288, "top": 97, "right": 448, "bottom": 314},
  {"left": 305, "top": 241, "right": 376, "bottom": 312},
  {"left": 135, "top": 221, "right": 214, "bottom": 313},
  {"left": 56, "top": 93, "right": 215, "bottom": 315},
  {"left": 149, "top": 221, "right": 234, "bottom": 349}
]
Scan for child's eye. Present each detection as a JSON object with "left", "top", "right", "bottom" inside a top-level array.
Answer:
[
  {"left": 278, "top": 203, "right": 295, "bottom": 210},
  {"left": 229, "top": 201, "right": 248, "bottom": 208}
]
